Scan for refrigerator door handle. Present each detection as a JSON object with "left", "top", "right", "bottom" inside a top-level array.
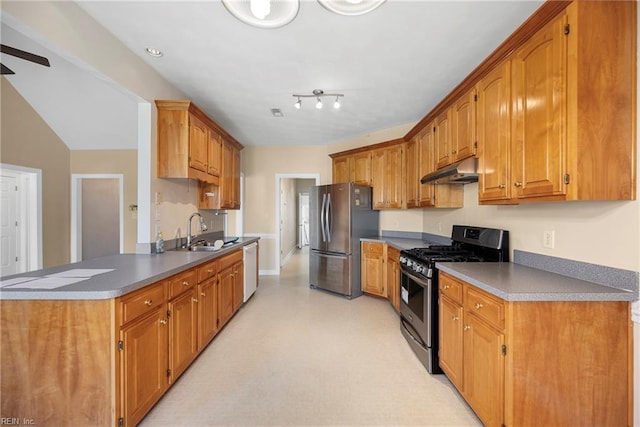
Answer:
[
  {"left": 326, "top": 193, "right": 332, "bottom": 242},
  {"left": 320, "top": 193, "right": 327, "bottom": 242}
]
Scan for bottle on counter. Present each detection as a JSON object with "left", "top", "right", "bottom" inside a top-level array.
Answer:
[{"left": 156, "top": 231, "right": 165, "bottom": 254}]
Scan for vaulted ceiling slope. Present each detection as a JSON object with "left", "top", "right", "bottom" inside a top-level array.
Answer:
[{"left": 3, "top": 1, "right": 544, "bottom": 149}]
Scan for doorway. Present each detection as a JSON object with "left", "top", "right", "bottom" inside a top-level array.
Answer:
[
  {"left": 275, "top": 174, "right": 319, "bottom": 271},
  {"left": 71, "top": 174, "right": 123, "bottom": 262},
  {"left": 298, "top": 192, "right": 310, "bottom": 249},
  {"left": 0, "top": 164, "right": 42, "bottom": 275}
]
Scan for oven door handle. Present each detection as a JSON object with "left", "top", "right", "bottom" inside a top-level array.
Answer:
[{"left": 401, "top": 316, "right": 427, "bottom": 347}]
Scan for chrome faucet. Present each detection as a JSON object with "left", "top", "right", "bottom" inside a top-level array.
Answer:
[{"left": 187, "top": 212, "right": 208, "bottom": 247}]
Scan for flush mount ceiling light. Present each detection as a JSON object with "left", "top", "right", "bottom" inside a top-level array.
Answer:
[
  {"left": 145, "top": 47, "right": 163, "bottom": 57},
  {"left": 317, "top": 0, "right": 387, "bottom": 16},
  {"left": 221, "top": 0, "right": 299, "bottom": 29},
  {"left": 293, "top": 89, "right": 344, "bottom": 110}
]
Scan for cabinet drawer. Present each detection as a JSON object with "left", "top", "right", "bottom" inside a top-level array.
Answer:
[
  {"left": 439, "top": 273, "right": 463, "bottom": 305},
  {"left": 119, "top": 281, "right": 166, "bottom": 325},
  {"left": 197, "top": 260, "right": 218, "bottom": 283},
  {"left": 362, "top": 241, "right": 384, "bottom": 255},
  {"left": 464, "top": 285, "right": 505, "bottom": 330},
  {"left": 169, "top": 269, "right": 198, "bottom": 299},
  {"left": 218, "top": 249, "right": 243, "bottom": 270}
]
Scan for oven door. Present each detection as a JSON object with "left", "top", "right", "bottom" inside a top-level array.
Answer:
[{"left": 399, "top": 268, "right": 432, "bottom": 348}]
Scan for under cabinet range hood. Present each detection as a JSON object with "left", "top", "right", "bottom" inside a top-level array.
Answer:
[{"left": 420, "top": 157, "right": 478, "bottom": 185}]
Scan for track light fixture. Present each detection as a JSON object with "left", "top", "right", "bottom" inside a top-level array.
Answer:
[{"left": 293, "top": 89, "right": 344, "bottom": 110}]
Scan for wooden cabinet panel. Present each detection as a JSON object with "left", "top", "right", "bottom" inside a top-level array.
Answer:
[
  {"left": 332, "top": 155, "right": 352, "bottom": 184},
  {"left": 217, "top": 265, "right": 235, "bottom": 328},
  {"left": 188, "top": 114, "right": 208, "bottom": 173},
  {"left": 352, "top": 151, "right": 372, "bottom": 186},
  {"left": 512, "top": 12, "right": 567, "bottom": 200},
  {"left": 361, "top": 241, "right": 386, "bottom": 296},
  {"left": 405, "top": 137, "right": 419, "bottom": 208},
  {"left": 439, "top": 272, "right": 463, "bottom": 304},
  {"left": 168, "top": 288, "right": 198, "bottom": 383},
  {"left": 371, "top": 144, "right": 405, "bottom": 210},
  {"left": 232, "top": 261, "right": 244, "bottom": 313},
  {"left": 450, "top": 88, "right": 477, "bottom": 162},
  {"left": 438, "top": 294, "right": 464, "bottom": 391},
  {"left": 386, "top": 246, "right": 400, "bottom": 312},
  {"left": 197, "top": 259, "right": 218, "bottom": 283},
  {"left": 208, "top": 129, "right": 222, "bottom": 177},
  {"left": 169, "top": 269, "right": 197, "bottom": 299},
  {"left": 463, "top": 313, "right": 505, "bottom": 427},
  {"left": 197, "top": 277, "right": 218, "bottom": 349},
  {"left": 477, "top": 60, "right": 512, "bottom": 202},
  {"left": 220, "top": 140, "right": 241, "bottom": 209},
  {"left": 120, "top": 308, "right": 169, "bottom": 427},
  {"left": 119, "top": 282, "right": 166, "bottom": 325},
  {"left": 435, "top": 109, "right": 452, "bottom": 169},
  {"left": 464, "top": 285, "right": 505, "bottom": 330}
]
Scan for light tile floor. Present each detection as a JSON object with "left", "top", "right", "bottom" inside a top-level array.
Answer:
[{"left": 139, "top": 247, "right": 481, "bottom": 427}]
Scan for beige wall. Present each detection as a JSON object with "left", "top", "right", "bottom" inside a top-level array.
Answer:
[
  {"left": 280, "top": 178, "right": 297, "bottom": 264},
  {"left": 243, "top": 145, "right": 330, "bottom": 272},
  {"left": 70, "top": 150, "right": 138, "bottom": 253},
  {"left": 0, "top": 79, "right": 70, "bottom": 268}
]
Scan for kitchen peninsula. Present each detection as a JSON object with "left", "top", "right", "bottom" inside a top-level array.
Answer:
[{"left": 0, "top": 237, "right": 258, "bottom": 427}]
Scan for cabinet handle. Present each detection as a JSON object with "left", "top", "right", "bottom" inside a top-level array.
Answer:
[
  {"left": 159, "top": 319, "right": 167, "bottom": 325},
  {"left": 207, "top": 269, "right": 213, "bottom": 273},
  {"left": 499, "top": 184, "right": 506, "bottom": 189},
  {"left": 441, "top": 284, "right": 450, "bottom": 290},
  {"left": 475, "top": 303, "right": 484, "bottom": 309},
  {"left": 144, "top": 299, "right": 153, "bottom": 306},
  {"left": 182, "top": 281, "right": 190, "bottom": 286},
  {"left": 452, "top": 150, "right": 457, "bottom": 154},
  {"left": 463, "top": 325, "right": 471, "bottom": 331},
  {"left": 201, "top": 292, "right": 206, "bottom": 297},
  {"left": 193, "top": 298, "right": 199, "bottom": 303},
  {"left": 451, "top": 315, "right": 459, "bottom": 321},
  {"left": 514, "top": 182, "right": 523, "bottom": 188}
]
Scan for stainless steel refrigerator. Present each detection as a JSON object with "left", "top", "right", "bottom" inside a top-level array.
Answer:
[{"left": 309, "top": 183, "right": 379, "bottom": 299}]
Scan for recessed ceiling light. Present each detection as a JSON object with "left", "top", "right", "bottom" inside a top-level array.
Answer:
[
  {"left": 145, "top": 47, "right": 163, "bottom": 57},
  {"left": 317, "top": 0, "right": 386, "bottom": 16}
]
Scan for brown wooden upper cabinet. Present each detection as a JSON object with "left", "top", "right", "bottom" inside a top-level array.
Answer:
[
  {"left": 483, "top": 1, "right": 636, "bottom": 203},
  {"left": 156, "top": 100, "right": 243, "bottom": 210},
  {"left": 450, "top": 88, "right": 477, "bottom": 164},
  {"left": 371, "top": 143, "right": 405, "bottom": 209},
  {"left": 331, "top": 151, "right": 372, "bottom": 186}
]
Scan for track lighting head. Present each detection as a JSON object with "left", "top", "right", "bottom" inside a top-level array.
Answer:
[{"left": 292, "top": 89, "right": 344, "bottom": 110}]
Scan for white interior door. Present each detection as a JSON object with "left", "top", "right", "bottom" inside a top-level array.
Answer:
[
  {"left": 0, "top": 174, "right": 18, "bottom": 276},
  {"left": 298, "top": 192, "right": 309, "bottom": 248}
]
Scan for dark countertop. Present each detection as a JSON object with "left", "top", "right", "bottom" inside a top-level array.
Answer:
[
  {"left": 437, "top": 262, "right": 635, "bottom": 302},
  {"left": 0, "top": 237, "right": 258, "bottom": 300}
]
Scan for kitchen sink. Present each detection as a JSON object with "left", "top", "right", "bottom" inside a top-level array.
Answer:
[{"left": 187, "top": 237, "right": 239, "bottom": 251}]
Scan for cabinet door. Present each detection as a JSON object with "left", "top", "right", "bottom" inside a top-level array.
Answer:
[
  {"left": 418, "top": 125, "right": 436, "bottom": 207},
  {"left": 169, "top": 289, "right": 198, "bottom": 383},
  {"left": 197, "top": 278, "right": 218, "bottom": 350},
  {"left": 435, "top": 109, "right": 452, "bottom": 169},
  {"left": 232, "top": 147, "right": 241, "bottom": 208},
  {"left": 405, "top": 137, "right": 419, "bottom": 208},
  {"left": 451, "top": 88, "right": 477, "bottom": 162},
  {"left": 439, "top": 295, "right": 464, "bottom": 391},
  {"left": 512, "top": 13, "right": 567, "bottom": 200},
  {"left": 352, "top": 151, "right": 372, "bottom": 186},
  {"left": 386, "top": 246, "right": 400, "bottom": 312},
  {"left": 220, "top": 141, "right": 234, "bottom": 208},
  {"left": 371, "top": 149, "right": 386, "bottom": 209},
  {"left": 218, "top": 266, "right": 235, "bottom": 328},
  {"left": 120, "top": 308, "right": 168, "bottom": 427},
  {"left": 384, "top": 144, "right": 404, "bottom": 209},
  {"left": 332, "top": 156, "right": 352, "bottom": 184},
  {"left": 463, "top": 313, "right": 505, "bottom": 427},
  {"left": 478, "top": 60, "right": 512, "bottom": 202},
  {"left": 232, "top": 261, "right": 244, "bottom": 313},
  {"left": 208, "top": 130, "right": 222, "bottom": 177},
  {"left": 188, "top": 114, "right": 208, "bottom": 173},
  {"left": 361, "top": 242, "right": 385, "bottom": 296}
]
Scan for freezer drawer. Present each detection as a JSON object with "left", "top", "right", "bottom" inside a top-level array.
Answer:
[{"left": 309, "top": 251, "right": 361, "bottom": 299}]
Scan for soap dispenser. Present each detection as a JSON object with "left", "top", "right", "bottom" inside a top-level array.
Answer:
[{"left": 156, "top": 231, "right": 165, "bottom": 254}]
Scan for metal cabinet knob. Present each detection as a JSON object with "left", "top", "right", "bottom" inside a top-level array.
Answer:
[
  {"left": 498, "top": 184, "right": 506, "bottom": 189},
  {"left": 159, "top": 319, "right": 167, "bottom": 325},
  {"left": 452, "top": 315, "right": 459, "bottom": 321},
  {"left": 201, "top": 292, "right": 206, "bottom": 297},
  {"left": 475, "top": 303, "right": 484, "bottom": 309},
  {"left": 514, "top": 182, "right": 523, "bottom": 187},
  {"left": 463, "top": 325, "right": 471, "bottom": 331},
  {"left": 193, "top": 298, "right": 199, "bottom": 303},
  {"left": 207, "top": 269, "right": 213, "bottom": 273},
  {"left": 441, "top": 284, "right": 450, "bottom": 290},
  {"left": 182, "top": 281, "right": 190, "bottom": 286},
  {"left": 144, "top": 299, "right": 153, "bottom": 306}
]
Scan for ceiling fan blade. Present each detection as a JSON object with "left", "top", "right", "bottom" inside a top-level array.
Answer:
[
  {"left": 0, "top": 63, "right": 15, "bottom": 75},
  {"left": 0, "top": 44, "right": 50, "bottom": 67}
]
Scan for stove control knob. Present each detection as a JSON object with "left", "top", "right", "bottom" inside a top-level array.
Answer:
[
  {"left": 426, "top": 268, "right": 433, "bottom": 278},
  {"left": 416, "top": 266, "right": 424, "bottom": 274},
  {"left": 399, "top": 256, "right": 406, "bottom": 264}
]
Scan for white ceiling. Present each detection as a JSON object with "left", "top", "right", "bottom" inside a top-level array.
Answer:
[{"left": 2, "top": 0, "right": 544, "bottom": 149}]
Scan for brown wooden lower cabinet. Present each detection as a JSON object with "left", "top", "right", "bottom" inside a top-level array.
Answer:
[
  {"left": 438, "top": 272, "right": 632, "bottom": 427},
  {"left": 0, "top": 248, "right": 247, "bottom": 427},
  {"left": 386, "top": 246, "right": 400, "bottom": 312},
  {"left": 361, "top": 241, "right": 386, "bottom": 297}
]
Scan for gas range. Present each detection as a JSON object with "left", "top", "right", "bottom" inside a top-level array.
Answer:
[{"left": 399, "top": 225, "right": 509, "bottom": 375}]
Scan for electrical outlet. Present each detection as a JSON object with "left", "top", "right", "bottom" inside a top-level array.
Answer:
[
  {"left": 155, "top": 191, "right": 163, "bottom": 205},
  {"left": 155, "top": 207, "right": 160, "bottom": 221},
  {"left": 543, "top": 230, "right": 555, "bottom": 249}
]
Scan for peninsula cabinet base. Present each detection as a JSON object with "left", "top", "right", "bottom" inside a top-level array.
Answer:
[{"left": 0, "top": 299, "right": 116, "bottom": 427}]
